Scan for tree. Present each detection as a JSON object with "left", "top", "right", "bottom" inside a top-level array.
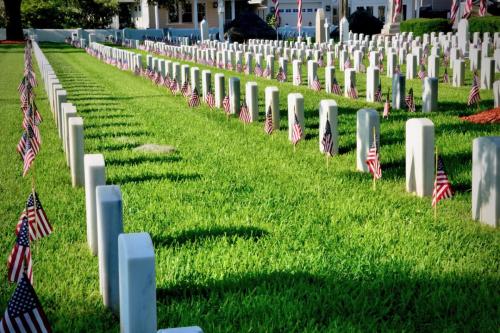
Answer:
[
  {"left": 3, "top": 0, "right": 24, "bottom": 40},
  {"left": 21, "top": 0, "right": 118, "bottom": 29}
]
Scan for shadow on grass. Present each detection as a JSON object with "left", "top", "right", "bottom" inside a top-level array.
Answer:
[
  {"left": 152, "top": 225, "right": 268, "bottom": 248},
  {"left": 105, "top": 154, "right": 181, "bottom": 166},
  {"left": 108, "top": 171, "right": 201, "bottom": 184},
  {"left": 84, "top": 121, "right": 142, "bottom": 130},
  {"left": 156, "top": 269, "right": 499, "bottom": 331},
  {"left": 85, "top": 129, "right": 150, "bottom": 139}
]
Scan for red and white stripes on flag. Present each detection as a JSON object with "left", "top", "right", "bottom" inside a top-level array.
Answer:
[
  {"left": 479, "top": 0, "right": 487, "bottom": 16},
  {"left": 321, "top": 118, "right": 333, "bottom": 156},
  {"left": 22, "top": 140, "right": 36, "bottom": 177},
  {"left": 383, "top": 98, "right": 391, "bottom": 119},
  {"left": 17, "top": 192, "right": 53, "bottom": 241},
  {"left": 366, "top": 138, "right": 382, "bottom": 180},
  {"left": 311, "top": 76, "right": 321, "bottom": 91},
  {"left": 463, "top": 0, "right": 473, "bottom": 18},
  {"left": 291, "top": 113, "right": 303, "bottom": 145},
  {"left": 272, "top": 0, "right": 281, "bottom": 26},
  {"left": 297, "top": 0, "right": 303, "bottom": 34},
  {"left": 222, "top": 95, "right": 231, "bottom": 115},
  {"left": 188, "top": 88, "right": 200, "bottom": 107},
  {"left": 467, "top": 73, "right": 481, "bottom": 106},
  {"left": 205, "top": 90, "right": 216, "bottom": 108},
  {"left": 347, "top": 81, "right": 358, "bottom": 99},
  {"left": 432, "top": 156, "right": 454, "bottom": 207},
  {"left": 239, "top": 102, "right": 251, "bottom": 123},
  {"left": 7, "top": 218, "right": 32, "bottom": 284},
  {"left": 264, "top": 106, "right": 274, "bottom": 135},
  {"left": 0, "top": 273, "right": 51, "bottom": 332},
  {"left": 331, "top": 77, "right": 342, "bottom": 95},
  {"left": 392, "top": 0, "right": 402, "bottom": 23},
  {"left": 406, "top": 88, "right": 416, "bottom": 112},
  {"left": 450, "top": 0, "right": 459, "bottom": 25}
]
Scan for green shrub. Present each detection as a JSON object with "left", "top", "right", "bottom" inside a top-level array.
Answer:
[
  {"left": 400, "top": 18, "right": 451, "bottom": 36},
  {"left": 469, "top": 16, "right": 500, "bottom": 34}
]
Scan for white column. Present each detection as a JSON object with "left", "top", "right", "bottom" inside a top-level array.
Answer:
[
  {"left": 231, "top": 0, "right": 236, "bottom": 20},
  {"left": 193, "top": 0, "right": 199, "bottom": 33},
  {"left": 154, "top": 4, "right": 160, "bottom": 29}
]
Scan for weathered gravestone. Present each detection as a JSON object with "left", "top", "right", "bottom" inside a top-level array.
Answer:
[
  {"left": 118, "top": 232, "right": 156, "bottom": 333},
  {"left": 472, "top": 137, "right": 500, "bottom": 228},
  {"left": 84, "top": 154, "right": 106, "bottom": 255},
  {"left": 356, "top": 109, "right": 380, "bottom": 172},
  {"left": 96, "top": 185, "right": 123, "bottom": 314},
  {"left": 406, "top": 118, "right": 434, "bottom": 197}
]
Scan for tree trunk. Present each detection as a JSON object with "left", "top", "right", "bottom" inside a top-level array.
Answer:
[{"left": 4, "top": 0, "right": 24, "bottom": 40}]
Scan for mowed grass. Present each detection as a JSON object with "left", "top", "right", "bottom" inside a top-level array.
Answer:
[{"left": 1, "top": 42, "right": 499, "bottom": 332}]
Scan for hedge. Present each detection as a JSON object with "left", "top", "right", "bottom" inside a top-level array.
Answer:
[
  {"left": 400, "top": 18, "right": 451, "bottom": 36},
  {"left": 468, "top": 16, "right": 500, "bottom": 34}
]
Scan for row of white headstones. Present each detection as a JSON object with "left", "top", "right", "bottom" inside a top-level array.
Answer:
[
  {"left": 32, "top": 41, "right": 203, "bottom": 333},
  {"left": 32, "top": 30, "right": 500, "bottom": 331},
  {"left": 89, "top": 39, "right": 500, "bottom": 224}
]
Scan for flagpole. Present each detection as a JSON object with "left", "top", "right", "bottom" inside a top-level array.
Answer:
[{"left": 434, "top": 146, "right": 438, "bottom": 220}]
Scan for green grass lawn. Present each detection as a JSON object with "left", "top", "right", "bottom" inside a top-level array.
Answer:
[{"left": 1, "top": 42, "right": 499, "bottom": 332}]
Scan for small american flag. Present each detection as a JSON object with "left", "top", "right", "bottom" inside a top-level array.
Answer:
[
  {"left": 479, "top": 0, "right": 486, "bottom": 16},
  {"left": 0, "top": 273, "right": 51, "bottom": 332},
  {"left": 7, "top": 218, "right": 32, "bottom": 283},
  {"left": 239, "top": 101, "right": 251, "bottom": 123},
  {"left": 205, "top": 89, "right": 216, "bottom": 108},
  {"left": 379, "top": 61, "right": 384, "bottom": 73},
  {"left": 276, "top": 67, "right": 286, "bottom": 82},
  {"left": 163, "top": 74, "right": 171, "bottom": 88},
  {"left": 311, "top": 76, "right": 321, "bottom": 91},
  {"left": 450, "top": 0, "right": 459, "bottom": 25},
  {"left": 169, "top": 78, "right": 178, "bottom": 94},
  {"left": 432, "top": 156, "right": 454, "bottom": 207},
  {"left": 134, "top": 65, "right": 140, "bottom": 76},
  {"left": 442, "top": 68, "right": 449, "bottom": 83},
  {"left": 291, "top": 113, "right": 303, "bottom": 145},
  {"left": 347, "top": 81, "right": 358, "bottom": 99},
  {"left": 344, "top": 57, "right": 351, "bottom": 69},
  {"left": 22, "top": 140, "right": 36, "bottom": 177},
  {"left": 463, "top": 0, "right": 472, "bottom": 18},
  {"left": 374, "top": 82, "right": 382, "bottom": 102},
  {"left": 383, "top": 95, "right": 391, "bottom": 119},
  {"left": 263, "top": 64, "right": 271, "bottom": 78},
  {"left": 321, "top": 118, "right": 333, "bottom": 156},
  {"left": 188, "top": 87, "right": 200, "bottom": 107},
  {"left": 317, "top": 56, "right": 324, "bottom": 67},
  {"left": 23, "top": 192, "right": 52, "bottom": 240},
  {"left": 264, "top": 106, "right": 274, "bottom": 135},
  {"left": 236, "top": 61, "right": 242, "bottom": 73},
  {"left": 331, "top": 77, "right": 342, "bottom": 95},
  {"left": 222, "top": 95, "right": 231, "bottom": 115},
  {"left": 254, "top": 63, "right": 263, "bottom": 77},
  {"left": 418, "top": 64, "right": 426, "bottom": 80},
  {"left": 17, "top": 133, "right": 27, "bottom": 159},
  {"left": 180, "top": 80, "right": 190, "bottom": 97},
  {"left": 467, "top": 73, "right": 481, "bottom": 106},
  {"left": 366, "top": 138, "right": 382, "bottom": 180},
  {"left": 405, "top": 88, "right": 416, "bottom": 112}
]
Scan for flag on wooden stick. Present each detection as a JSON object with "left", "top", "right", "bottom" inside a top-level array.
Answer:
[
  {"left": 321, "top": 118, "right": 333, "bottom": 156},
  {"left": 366, "top": 136, "right": 382, "bottom": 180},
  {"left": 291, "top": 112, "right": 303, "bottom": 145},
  {"left": 239, "top": 101, "right": 251, "bottom": 123},
  {"left": 264, "top": 106, "right": 274, "bottom": 135},
  {"left": 432, "top": 156, "right": 454, "bottom": 207},
  {"left": 405, "top": 88, "right": 416, "bottom": 112},
  {"left": 467, "top": 72, "right": 481, "bottom": 106}
]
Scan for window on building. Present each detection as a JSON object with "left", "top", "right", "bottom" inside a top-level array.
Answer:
[
  {"left": 307, "top": 8, "right": 312, "bottom": 12},
  {"left": 378, "top": 6, "right": 385, "bottom": 20},
  {"left": 183, "top": 2, "right": 193, "bottom": 22},
  {"left": 168, "top": 4, "right": 179, "bottom": 23},
  {"left": 366, "top": 6, "right": 373, "bottom": 15},
  {"left": 198, "top": 2, "right": 206, "bottom": 21},
  {"left": 225, "top": 1, "right": 231, "bottom": 20}
]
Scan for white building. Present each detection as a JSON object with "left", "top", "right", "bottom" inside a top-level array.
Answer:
[{"left": 117, "top": 0, "right": 452, "bottom": 30}]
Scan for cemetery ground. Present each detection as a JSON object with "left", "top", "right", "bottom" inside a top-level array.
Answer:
[{"left": 1, "top": 42, "right": 500, "bottom": 332}]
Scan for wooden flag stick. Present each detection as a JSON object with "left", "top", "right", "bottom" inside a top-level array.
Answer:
[{"left": 434, "top": 146, "right": 438, "bottom": 220}]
